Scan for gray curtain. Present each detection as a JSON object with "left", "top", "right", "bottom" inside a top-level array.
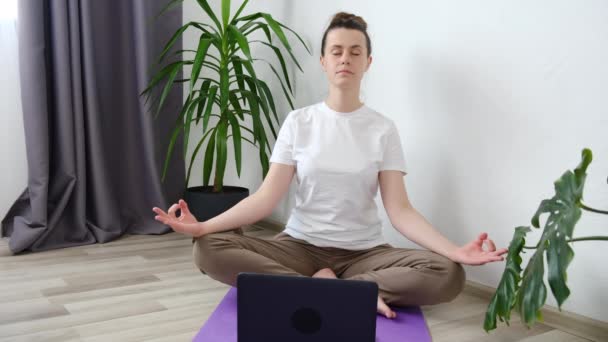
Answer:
[{"left": 1, "top": 0, "right": 185, "bottom": 254}]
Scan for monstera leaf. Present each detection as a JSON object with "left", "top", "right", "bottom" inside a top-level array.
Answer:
[
  {"left": 484, "top": 148, "right": 607, "bottom": 332},
  {"left": 483, "top": 226, "right": 530, "bottom": 331},
  {"left": 518, "top": 149, "right": 591, "bottom": 326},
  {"left": 517, "top": 241, "right": 548, "bottom": 327}
]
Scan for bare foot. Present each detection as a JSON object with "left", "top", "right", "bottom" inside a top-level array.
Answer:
[
  {"left": 312, "top": 268, "right": 397, "bottom": 319},
  {"left": 377, "top": 296, "right": 397, "bottom": 319},
  {"left": 312, "top": 268, "right": 337, "bottom": 279}
]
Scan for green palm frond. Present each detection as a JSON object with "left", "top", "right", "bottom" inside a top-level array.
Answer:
[{"left": 142, "top": 0, "right": 310, "bottom": 192}]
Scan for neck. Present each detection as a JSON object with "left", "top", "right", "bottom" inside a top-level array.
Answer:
[{"left": 325, "top": 86, "right": 363, "bottom": 112}]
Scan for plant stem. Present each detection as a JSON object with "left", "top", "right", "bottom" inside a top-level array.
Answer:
[
  {"left": 580, "top": 203, "right": 608, "bottom": 215},
  {"left": 523, "top": 236, "right": 608, "bottom": 249},
  {"left": 568, "top": 236, "right": 608, "bottom": 242}
]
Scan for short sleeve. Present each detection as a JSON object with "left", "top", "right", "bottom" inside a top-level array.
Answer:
[
  {"left": 380, "top": 122, "right": 407, "bottom": 175},
  {"left": 269, "top": 112, "right": 296, "bottom": 165}
]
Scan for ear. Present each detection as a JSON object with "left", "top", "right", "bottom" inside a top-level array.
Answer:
[
  {"left": 319, "top": 55, "right": 326, "bottom": 71},
  {"left": 365, "top": 55, "right": 373, "bottom": 71}
]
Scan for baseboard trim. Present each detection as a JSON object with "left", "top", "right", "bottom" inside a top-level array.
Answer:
[{"left": 465, "top": 280, "right": 607, "bottom": 341}]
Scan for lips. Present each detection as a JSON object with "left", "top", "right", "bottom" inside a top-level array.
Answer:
[{"left": 337, "top": 70, "right": 353, "bottom": 75}]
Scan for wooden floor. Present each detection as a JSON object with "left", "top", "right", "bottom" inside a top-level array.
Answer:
[{"left": 0, "top": 226, "right": 596, "bottom": 341}]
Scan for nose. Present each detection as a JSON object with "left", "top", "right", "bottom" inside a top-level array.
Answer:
[{"left": 340, "top": 52, "right": 351, "bottom": 65}]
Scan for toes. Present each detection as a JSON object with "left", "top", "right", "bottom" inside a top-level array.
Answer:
[
  {"left": 380, "top": 308, "right": 396, "bottom": 319},
  {"left": 377, "top": 297, "right": 397, "bottom": 319}
]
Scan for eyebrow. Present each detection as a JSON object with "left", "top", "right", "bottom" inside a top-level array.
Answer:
[{"left": 329, "top": 44, "right": 362, "bottom": 49}]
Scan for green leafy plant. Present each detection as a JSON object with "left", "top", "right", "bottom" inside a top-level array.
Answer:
[
  {"left": 484, "top": 148, "right": 608, "bottom": 332},
  {"left": 142, "top": 0, "right": 310, "bottom": 192}
]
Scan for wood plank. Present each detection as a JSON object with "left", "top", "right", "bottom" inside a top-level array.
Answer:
[
  {"left": 144, "top": 331, "right": 198, "bottom": 342},
  {"left": 430, "top": 312, "right": 553, "bottom": 342},
  {"left": 157, "top": 286, "right": 230, "bottom": 309},
  {"left": 153, "top": 268, "right": 204, "bottom": 280},
  {"left": 83, "top": 239, "right": 191, "bottom": 255},
  {"left": 81, "top": 315, "right": 208, "bottom": 342},
  {"left": 1, "top": 328, "right": 81, "bottom": 342},
  {"left": 59, "top": 259, "right": 197, "bottom": 285},
  {"left": 0, "top": 278, "right": 67, "bottom": 293},
  {"left": 0, "top": 298, "right": 69, "bottom": 325},
  {"left": 0, "top": 256, "right": 149, "bottom": 280},
  {"left": 0, "top": 244, "right": 89, "bottom": 261},
  {"left": 72, "top": 304, "right": 210, "bottom": 339},
  {"left": 0, "top": 301, "right": 166, "bottom": 338},
  {"left": 0, "top": 289, "right": 43, "bottom": 304},
  {"left": 42, "top": 274, "right": 161, "bottom": 297},
  {"left": 422, "top": 292, "right": 490, "bottom": 326},
  {"left": 0, "top": 244, "right": 192, "bottom": 274},
  {"left": 59, "top": 275, "right": 226, "bottom": 313}
]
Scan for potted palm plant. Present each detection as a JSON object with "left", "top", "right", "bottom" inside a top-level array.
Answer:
[
  {"left": 142, "top": 0, "right": 310, "bottom": 221},
  {"left": 484, "top": 148, "right": 607, "bottom": 332}
]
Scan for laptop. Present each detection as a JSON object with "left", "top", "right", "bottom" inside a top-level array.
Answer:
[{"left": 237, "top": 272, "right": 378, "bottom": 342}]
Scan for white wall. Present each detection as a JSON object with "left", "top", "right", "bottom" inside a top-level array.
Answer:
[
  {"left": 0, "top": 15, "right": 27, "bottom": 221},
  {"left": 183, "top": 0, "right": 608, "bottom": 321}
]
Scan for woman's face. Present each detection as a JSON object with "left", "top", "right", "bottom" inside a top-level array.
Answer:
[{"left": 320, "top": 28, "right": 372, "bottom": 90}]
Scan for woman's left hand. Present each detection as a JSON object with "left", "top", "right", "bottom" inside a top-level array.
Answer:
[{"left": 449, "top": 233, "right": 508, "bottom": 265}]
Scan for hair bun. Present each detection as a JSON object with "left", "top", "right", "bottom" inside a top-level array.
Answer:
[
  {"left": 321, "top": 12, "right": 372, "bottom": 56},
  {"left": 330, "top": 12, "right": 368, "bottom": 31}
]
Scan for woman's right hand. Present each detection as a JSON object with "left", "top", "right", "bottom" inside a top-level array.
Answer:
[{"left": 152, "top": 199, "right": 206, "bottom": 237}]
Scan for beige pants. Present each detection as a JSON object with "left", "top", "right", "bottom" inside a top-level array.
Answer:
[{"left": 193, "top": 230, "right": 465, "bottom": 306}]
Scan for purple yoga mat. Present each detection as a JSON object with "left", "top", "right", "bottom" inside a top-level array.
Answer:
[{"left": 193, "top": 287, "right": 431, "bottom": 341}]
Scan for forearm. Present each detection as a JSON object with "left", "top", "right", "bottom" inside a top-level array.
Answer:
[
  {"left": 200, "top": 192, "right": 273, "bottom": 235},
  {"left": 389, "top": 207, "right": 459, "bottom": 260}
]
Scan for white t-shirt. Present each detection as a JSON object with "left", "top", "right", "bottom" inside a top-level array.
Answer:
[{"left": 269, "top": 101, "right": 407, "bottom": 250}]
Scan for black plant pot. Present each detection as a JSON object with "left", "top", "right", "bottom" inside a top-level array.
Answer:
[{"left": 184, "top": 186, "right": 249, "bottom": 223}]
